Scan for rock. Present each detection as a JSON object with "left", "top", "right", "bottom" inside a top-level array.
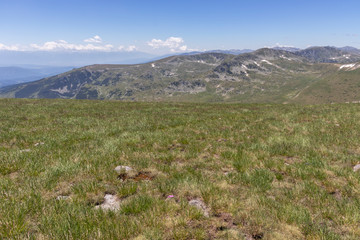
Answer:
[
  {"left": 114, "top": 165, "right": 133, "bottom": 174},
  {"left": 353, "top": 164, "right": 360, "bottom": 172},
  {"left": 56, "top": 195, "right": 70, "bottom": 200},
  {"left": 95, "top": 194, "right": 121, "bottom": 211},
  {"left": 20, "top": 149, "right": 31, "bottom": 153},
  {"left": 189, "top": 199, "right": 210, "bottom": 217}
]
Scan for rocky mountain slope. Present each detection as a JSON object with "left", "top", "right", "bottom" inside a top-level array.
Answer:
[{"left": 1, "top": 47, "right": 360, "bottom": 103}]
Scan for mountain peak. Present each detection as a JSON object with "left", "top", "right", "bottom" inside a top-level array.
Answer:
[{"left": 295, "top": 46, "right": 359, "bottom": 63}]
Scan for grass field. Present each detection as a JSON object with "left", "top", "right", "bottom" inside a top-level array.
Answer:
[{"left": 1, "top": 99, "right": 360, "bottom": 239}]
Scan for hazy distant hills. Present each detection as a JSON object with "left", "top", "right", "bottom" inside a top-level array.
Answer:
[
  {"left": 272, "top": 46, "right": 301, "bottom": 52},
  {"left": 1, "top": 46, "right": 360, "bottom": 103},
  {"left": 0, "top": 51, "right": 156, "bottom": 67},
  {"left": 0, "top": 66, "right": 74, "bottom": 87},
  {"left": 182, "top": 49, "right": 254, "bottom": 55}
]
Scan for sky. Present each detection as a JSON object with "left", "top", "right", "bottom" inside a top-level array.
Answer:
[{"left": 0, "top": 0, "right": 360, "bottom": 55}]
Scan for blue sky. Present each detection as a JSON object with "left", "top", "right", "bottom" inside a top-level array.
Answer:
[{"left": 1, "top": 0, "right": 360, "bottom": 54}]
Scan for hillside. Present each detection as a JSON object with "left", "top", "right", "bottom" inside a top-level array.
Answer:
[
  {"left": 1, "top": 47, "right": 360, "bottom": 103},
  {"left": 2, "top": 99, "right": 360, "bottom": 239}
]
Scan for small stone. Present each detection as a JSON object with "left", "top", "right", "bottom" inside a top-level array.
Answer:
[
  {"left": 20, "top": 149, "right": 31, "bottom": 153},
  {"left": 95, "top": 194, "right": 121, "bottom": 211},
  {"left": 353, "top": 164, "right": 360, "bottom": 172},
  {"left": 114, "top": 165, "right": 133, "bottom": 174},
  {"left": 56, "top": 195, "right": 70, "bottom": 200},
  {"left": 34, "top": 142, "right": 45, "bottom": 147},
  {"left": 189, "top": 199, "right": 210, "bottom": 217}
]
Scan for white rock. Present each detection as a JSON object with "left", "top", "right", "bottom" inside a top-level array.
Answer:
[
  {"left": 189, "top": 199, "right": 210, "bottom": 217},
  {"left": 95, "top": 194, "right": 121, "bottom": 211},
  {"left": 353, "top": 164, "right": 360, "bottom": 172},
  {"left": 114, "top": 165, "right": 133, "bottom": 174},
  {"left": 56, "top": 195, "right": 70, "bottom": 200},
  {"left": 20, "top": 149, "right": 31, "bottom": 153}
]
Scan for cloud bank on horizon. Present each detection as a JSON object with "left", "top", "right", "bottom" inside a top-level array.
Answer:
[
  {"left": 0, "top": 35, "right": 196, "bottom": 53},
  {"left": 0, "top": 35, "right": 138, "bottom": 52},
  {"left": 147, "top": 37, "right": 193, "bottom": 52}
]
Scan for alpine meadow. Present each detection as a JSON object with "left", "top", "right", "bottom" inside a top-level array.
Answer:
[
  {"left": 2, "top": 0, "right": 360, "bottom": 239},
  {"left": 2, "top": 99, "right": 360, "bottom": 239}
]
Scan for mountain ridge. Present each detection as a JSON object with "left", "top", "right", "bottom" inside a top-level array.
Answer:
[{"left": 1, "top": 46, "right": 360, "bottom": 103}]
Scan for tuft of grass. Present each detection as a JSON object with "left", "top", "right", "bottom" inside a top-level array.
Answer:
[{"left": 120, "top": 195, "right": 154, "bottom": 215}]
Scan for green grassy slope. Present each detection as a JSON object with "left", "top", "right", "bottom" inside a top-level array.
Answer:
[
  {"left": 294, "top": 67, "right": 360, "bottom": 104},
  {"left": 1, "top": 99, "right": 360, "bottom": 239}
]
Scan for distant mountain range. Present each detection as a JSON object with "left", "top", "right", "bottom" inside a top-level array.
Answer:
[
  {"left": 0, "top": 66, "right": 74, "bottom": 87},
  {"left": 1, "top": 46, "right": 359, "bottom": 66},
  {"left": 1, "top": 46, "right": 360, "bottom": 104},
  {"left": 272, "top": 46, "right": 301, "bottom": 52},
  {"left": 182, "top": 49, "right": 254, "bottom": 55},
  {"left": 293, "top": 46, "right": 360, "bottom": 63},
  {"left": 0, "top": 50, "right": 156, "bottom": 67}
]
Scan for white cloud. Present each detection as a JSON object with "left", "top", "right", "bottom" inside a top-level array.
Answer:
[
  {"left": 118, "top": 45, "right": 137, "bottom": 52},
  {"left": 147, "top": 37, "right": 188, "bottom": 52},
  {"left": 30, "top": 40, "right": 115, "bottom": 51},
  {"left": 0, "top": 43, "right": 20, "bottom": 51},
  {"left": 265, "top": 43, "right": 296, "bottom": 48},
  {"left": 84, "top": 35, "right": 102, "bottom": 43},
  {"left": 0, "top": 37, "right": 138, "bottom": 52},
  {"left": 179, "top": 45, "right": 188, "bottom": 51},
  {"left": 126, "top": 45, "right": 137, "bottom": 52},
  {"left": 275, "top": 43, "right": 295, "bottom": 48}
]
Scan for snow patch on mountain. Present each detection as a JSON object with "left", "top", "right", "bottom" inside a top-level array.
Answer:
[
  {"left": 280, "top": 55, "right": 292, "bottom": 61},
  {"left": 339, "top": 64, "right": 356, "bottom": 70},
  {"left": 261, "top": 60, "right": 274, "bottom": 66}
]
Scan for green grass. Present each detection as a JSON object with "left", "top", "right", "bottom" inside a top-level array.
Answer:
[{"left": 1, "top": 98, "right": 360, "bottom": 239}]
